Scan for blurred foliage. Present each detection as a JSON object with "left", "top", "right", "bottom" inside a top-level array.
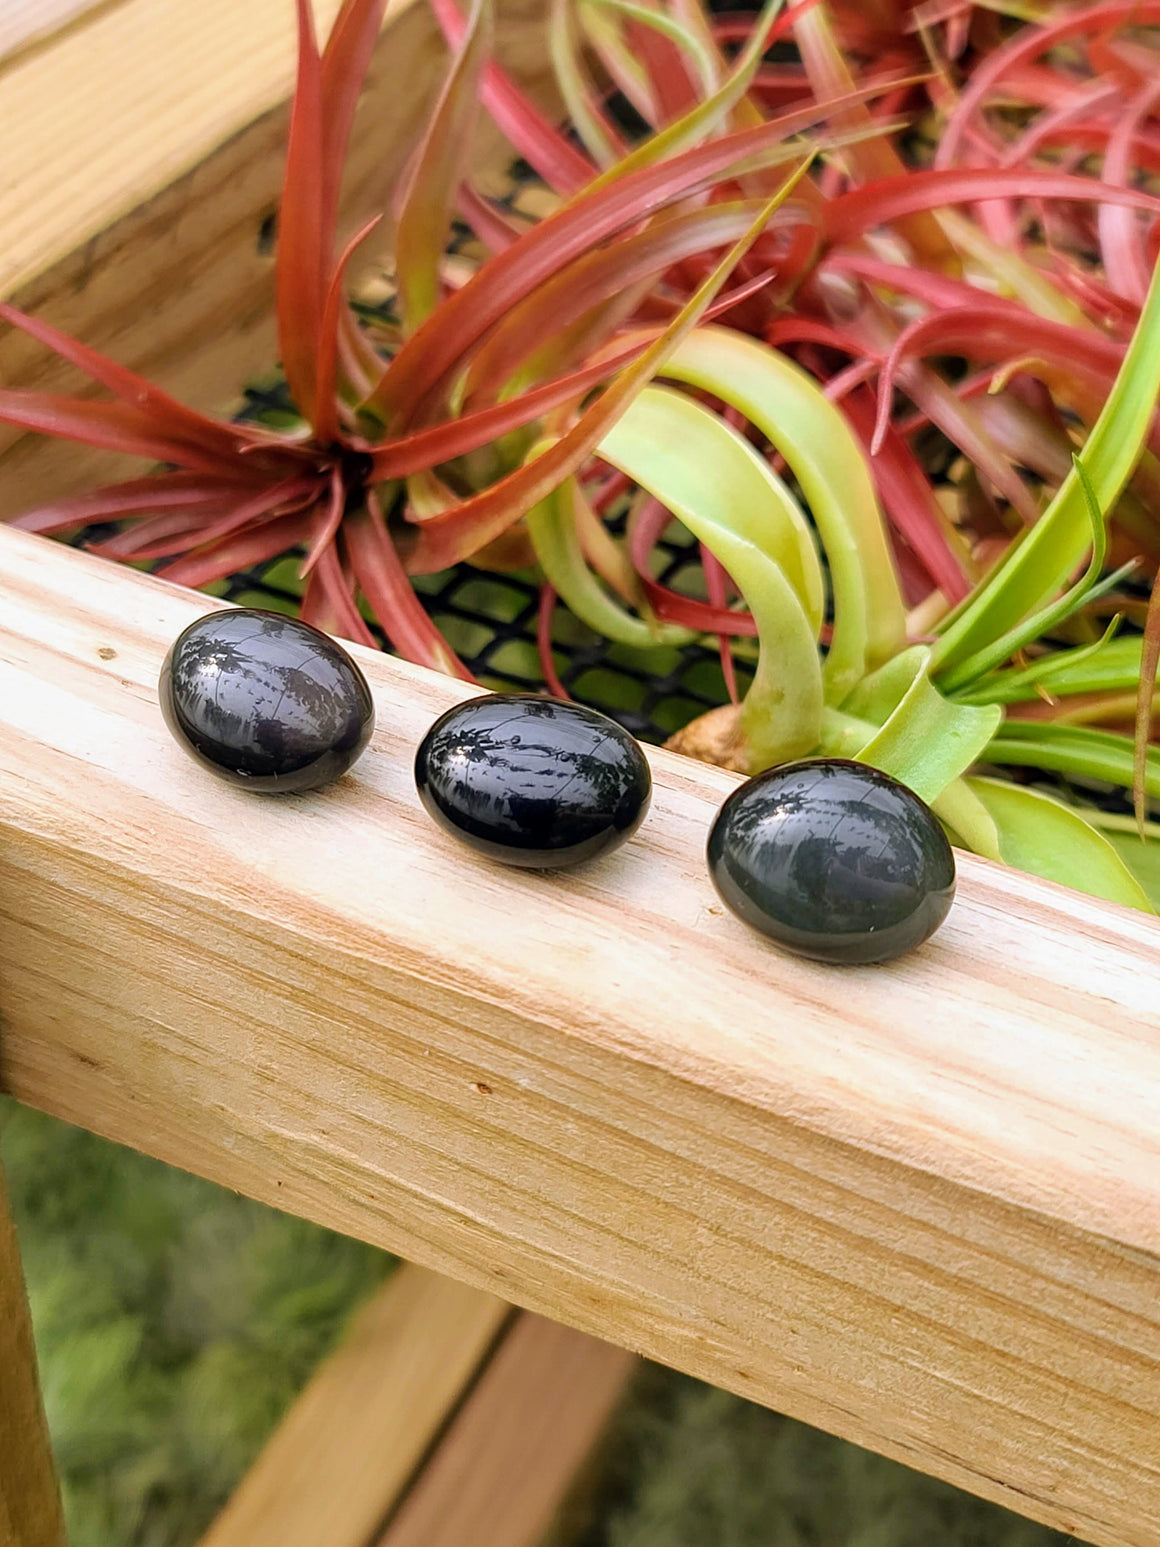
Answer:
[
  {"left": 578, "top": 1365, "right": 1076, "bottom": 1547},
  {"left": 0, "top": 1101, "right": 391, "bottom": 1547}
]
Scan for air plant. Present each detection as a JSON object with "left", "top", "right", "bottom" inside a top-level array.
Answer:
[
  {"left": 0, "top": 0, "right": 832, "bottom": 678},
  {"left": 493, "top": 0, "right": 1160, "bottom": 907},
  {"left": 1, "top": 0, "right": 1159, "bottom": 910}
]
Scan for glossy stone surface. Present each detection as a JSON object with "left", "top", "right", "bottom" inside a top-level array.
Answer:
[
  {"left": 414, "top": 694, "right": 651, "bottom": 868},
  {"left": 707, "top": 759, "right": 955, "bottom": 965},
  {"left": 159, "top": 609, "right": 375, "bottom": 792}
]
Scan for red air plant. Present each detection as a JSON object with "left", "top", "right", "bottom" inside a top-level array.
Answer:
[
  {"left": 0, "top": 0, "right": 854, "bottom": 680},
  {"left": 413, "top": 0, "right": 1160, "bottom": 692},
  {"left": 7, "top": 0, "right": 1160, "bottom": 673}
]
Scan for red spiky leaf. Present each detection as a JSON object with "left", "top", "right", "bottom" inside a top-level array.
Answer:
[
  {"left": 0, "top": 303, "right": 279, "bottom": 474},
  {"left": 345, "top": 491, "right": 475, "bottom": 676},
  {"left": 276, "top": 0, "right": 329, "bottom": 423},
  {"left": 428, "top": 0, "right": 596, "bottom": 193}
]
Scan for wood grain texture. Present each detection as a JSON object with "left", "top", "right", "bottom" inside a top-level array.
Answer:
[
  {"left": 0, "top": 0, "right": 554, "bottom": 513},
  {"left": 198, "top": 1263, "right": 510, "bottom": 1547},
  {"left": 0, "top": 1158, "right": 65, "bottom": 1547},
  {"left": 0, "top": 0, "right": 348, "bottom": 300},
  {"left": 377, "top": 1312, "right": 636, "bottom": 1547},
  {"left": 0, "top": 526, "right": 1158, "bottom": 1544},
  {"left": 0, "top": 0, "right": 112, "bottom": 64}
]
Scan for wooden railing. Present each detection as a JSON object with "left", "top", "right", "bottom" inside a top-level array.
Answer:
[{"left": 1, "top": 525, "right": 1158, "bottom": 1546}]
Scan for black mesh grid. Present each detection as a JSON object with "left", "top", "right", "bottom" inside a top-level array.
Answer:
[
  {"left": 73, "top": 499, "right": 751, "bottom": 747},
  {"left": 205, "top": 500, "right": 754, "bottom": 746}
]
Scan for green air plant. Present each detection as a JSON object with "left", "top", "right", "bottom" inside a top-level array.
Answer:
[{"left": 590, "top": 316, "right": 1155, "bottom": 912}]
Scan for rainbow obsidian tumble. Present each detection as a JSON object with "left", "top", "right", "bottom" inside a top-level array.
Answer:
[
  {"left": 707, "top": 759, "right": 955, "bottom": 965},
  {"left": 414, "top": 694, "right": 651, "bottom": 868},
  {"left": 159, "top": 609, "right": 374, "bottom": 792}
]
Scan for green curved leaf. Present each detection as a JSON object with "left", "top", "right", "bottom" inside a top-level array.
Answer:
[
  {"left": 983, "top": 720, "right": 1160, "bottom": 800},
  {"left": 580, "top": 0, "right": 783, "bottom": 189},
  {"left": 526, "top": 474, "right": 693, "bottom": 648},
  {"left": 577, "top": 0, "right": 657, "bottom": 124},
  {"left": 815, "top": 683, "right": 1006, "bottom": 857},
  {"left": 583, "top": 0, "right": 719, "bottom": 98},
  {"left": 952, "top": 627, "right": 1134, "bottom": 705},
  {"left": 603, "top": 383, "right": 825, "bottom": 629},
  {"left": 1135, "top": 569, "right": 1160, "bottom": 830},
  {"left": 934, "top": 254, "right": 1160, "bottom": 673},
  {"left": 964, "top": 777, "right": 1154, "bottom": 912},
  {"left": 843, "top": 645, "right": 927, "bottom": 722},
  {"left": 931, "top": 780, "right": 1003, "bottom": 862},
  {"left": 849, "top": 648, "right": 1003, "bottom": 806},
  {"left": 599, "top": 385, "right": 823, "bottom": 765},
  {"left": 1086, "top": 816, "right": 1160, "bottom": 908},
  {"left": 549, "top": 0, "right": 623, "bottom": 167},
  {"left": 935, "top": 456, "right": 1123, "bottom": 694},
  {"left": 652, "top": 327, "right": 907, "bottom": 703}
]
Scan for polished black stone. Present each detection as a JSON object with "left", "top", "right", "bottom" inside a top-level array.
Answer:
[
  {"left": 707, "top": 759, "right": 955, "bottom": 965},
  {"left": 159, "top": 609, "right": 375, "bottom": 792},
  {"left": 414, "top": 694, "right": 651, "bottom": 868}
]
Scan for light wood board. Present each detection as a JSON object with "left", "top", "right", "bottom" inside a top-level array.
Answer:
[
  {"left": 0, "top": 1157, "right": 65, "bottom": 1547},
  {"left": 376, "top": 1311, "right": 636, "bottom": 1547},
  {"left": 0, "top": 0, "right": 112, "bottom": 64},
  {"left": 198, "top": 1263, "right": 511, "bottom": 1547},
  {"left": 0, "top": 526, "right": 1158, "bottom": 1545},
  {"left": 0, "top": 0, "right": 554, "bottom": 513}
]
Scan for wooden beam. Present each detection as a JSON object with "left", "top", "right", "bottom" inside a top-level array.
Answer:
[
  {"left": 376, "top": 1313, "right": 636, "bottom": 1547},
  {"left": 198, "top": 1264, "right": 511, "bottom": 1547},
  {"left": 0, "top": 0, "right": 110, "bottom": 63},
  {"left": 0, "top": 0, "right": 553, "bottom": 514},
  {"left": 0, "top": 1157, "right": 65, "bottom": 1547},
  {"left": 0, "top": 526, "right": 1158, "bottom": 1546}
]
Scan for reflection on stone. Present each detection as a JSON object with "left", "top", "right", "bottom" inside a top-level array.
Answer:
[
  {"left": 414, "top": 694, "right": 652, "bottom": 868},
  {"left": 707, "top": 759, "right": 955, "bottom": 965},
  {"left": 159, "top": 609, "right": 375, "bottom": 792}
]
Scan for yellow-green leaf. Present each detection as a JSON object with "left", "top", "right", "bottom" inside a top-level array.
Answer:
[
  {"left": 934, "top": 255, "right": 1160, "bottom": 672},
  {"left": 964, "top": 777, "right": 1154, "bottom": 912},
  {"left": 851, "top": 649, "right": 1002, "bottom": 806},
  {"left": 653, "top": 326, "right": 906, "bottom": 701},
  {"left": 599, "top": 384, "right": 823, "bottom": 764}
]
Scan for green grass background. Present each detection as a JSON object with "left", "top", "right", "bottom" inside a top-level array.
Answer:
[{"left": 2, "top": 1099, "right": 1076, "bottom": 1547}]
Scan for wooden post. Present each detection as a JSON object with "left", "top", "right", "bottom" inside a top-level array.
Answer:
[
  {"left": 198, "top": 1264, "right": 511, "bottom": 1547},
  {"left": 198, "top": 1264, "right": 635, "bottom": 1547},
  {"left": 376, "top": 1313, "right": 636, "bottom": 1547},
  {"left": 0, "top": 1157, "right": 65, "bottom": 1547}
]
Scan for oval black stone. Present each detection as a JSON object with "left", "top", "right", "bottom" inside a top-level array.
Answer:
[
  {"left": 707, "top": 759, "right": 955, "bottom": 964},
  {"left": 159, "top": 609, "right": 375, "bottom": 792},
  {"left": 414, "top": 694, "right": 651, "bottom": 868}
]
